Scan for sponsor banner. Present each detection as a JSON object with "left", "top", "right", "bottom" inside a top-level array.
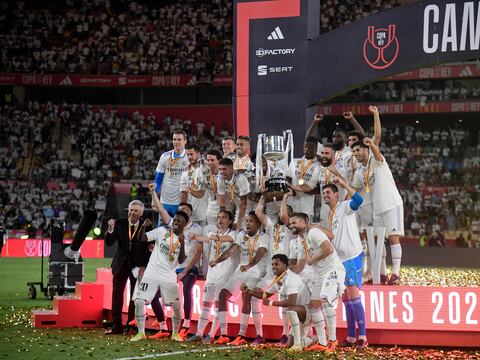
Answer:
[
  {"left": 318, "top": 101, "right": 480, "bottom": 115},
  {"left": 0, "top": 73, "right": 231, "bottom": 87},
  {"left": 308, "top": 0, "right": 480, "bottom": 103},
  {"left": 99, "top": 270, "right": 480, "bottom": 332},
  {"left": 388, "top": 64, "right": 480, "bottom": 81},
  {"left": 1, "top": 238, "right": 104, "bottom": 258}
]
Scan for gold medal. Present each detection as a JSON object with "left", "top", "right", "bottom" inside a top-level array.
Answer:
[
  {"left": 168, "top": 254, "right": 175, "bottom": 262},
  {"left": 298, "top": 178, "right": 305, "bottom": 185}
]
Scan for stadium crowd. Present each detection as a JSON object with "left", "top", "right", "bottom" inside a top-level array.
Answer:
[
  {"left": 0, "top": 0, "right": 405, "bottom": 77},
  {"left": 336, "top": 79, "right": 480, "bottom": 103},
  {"left": 1, "top": 101, "right": 480, "bottom": 245}
]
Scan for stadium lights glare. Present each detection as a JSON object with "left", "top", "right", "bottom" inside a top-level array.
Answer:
[
  {"left": 20, "top": 235, "right": 29, "bottom": 239},
  {"left": 85, "top": 236, "right": 94, "bottom": 240}
]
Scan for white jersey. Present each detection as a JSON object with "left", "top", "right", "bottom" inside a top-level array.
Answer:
[
  {"left": 286, "top": 157, "right": 321, "bottom": 217},
  {"left": 145, "top": 227, "right": 182, "bottom": 282},
  {"left": 357, "top": 154, "right": 403, "bottom": 215},
  {"left": 205, "top": 170, "right": 220, "bottom": 223},
  {"left": 165, "top": 219, "right": 203, "bottom": 270},
  {"left": 317, "top": 165, "right": 348, "bottom": 227},
  {"left": 180, "top": 164, "right": 208, "bottom": 222},
  {"left": 334, "top": 146, "right": 351, "bottom": 174},
  {"left": 233, "top": 155, "right": 254, "bottom": 173},
  {"left": 304, "top": 228, "right": 344, "bottom": 276},
  {"left": 265, "top": 217, "right": 291, "bottom": 257},
  {"left": 266, "top": 269, "right": 310, "bottom": 306},
  {"left": 329, "top": 200, "right": 363, "bottom": 261},
  {"left": 156, "top": 149, "right": 190, "bottom": 205},
  {"left": 206, "top": 227, "right": 238, "bottom": 284},
  {"left": 234, "top": 230, "right": 269, "bottom": 275},
  {"left": 288, "top": 235, "right": 315, "bottom": 281},
  {"left": 217, "top": 172, "right": 251, "bottom": 218}
]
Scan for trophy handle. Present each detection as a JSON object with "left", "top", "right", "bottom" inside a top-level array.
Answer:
[{"left": 255, "top": 134, "right": 266, "bottom": 193}]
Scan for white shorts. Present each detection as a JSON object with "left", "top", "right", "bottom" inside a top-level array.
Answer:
[
  {"left": 222, "top": 267, "right": 262, "bottom": 294},
  {"left": 256, "top": 272, "right": 274, "bottom": 290},
  {"left": 133, "top": 275, "right": 179, "bottom": 305},
  {"left": 358, "top": 203, "right": 373, "bottom": 230},
  {"left": 373, "top": 205, "right": 404, "bottom": 237},
  {"left": 203, "top": 282, "right": 222, "bottom": 303},
  {"left": 310, "top": 268, "right": 346, "bottom": 305}
]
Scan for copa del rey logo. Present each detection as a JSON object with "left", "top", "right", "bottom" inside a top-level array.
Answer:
[{"left": 363, "top": 25, "right": 399, "bottom": 70}]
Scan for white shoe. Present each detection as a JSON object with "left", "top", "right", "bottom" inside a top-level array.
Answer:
[{"left": 64, "top": 246, "right": 80, "bottom": 263}]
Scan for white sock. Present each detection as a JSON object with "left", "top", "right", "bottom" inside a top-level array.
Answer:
[
  {"left": 286, "top": 310, "right": 301, "bottom": 347},
  {"left": 322, "top": 303, "right": 337, "bottom": 342},
  {"left": 302, "top": 336, "right": 314, "bottom": 348},
  {"left": 281, "top": 308, "right": 289, "bottom": 335},
  {"left": 183, "top": 319, "right": 190, "bottom": 329},
  {"left": 171, "top": 301, "right": 181, "bottom": 334},
  {"left": 196, "top": 306, "right": 210, "bottom": 336},
  {"left": 251, "top": 297, "right": 263, "bottom": 337},
  {"left": 135, "top": 298, "right": 146, "bottom": 335},
  {"left": 218, "top": 311, "right": 228, "bottom": 336},
  {"left": 238, "top": 313, "right": 249, "bottom": 336},
  {"left": 310, "top": 308, "right": 327, "bottom": 346},
  {"left": 381, "top": 243, "right": 387, "bottom": 275},
  {"left": 160, "top": 321, "right": 168, "bottom": 331},
  {"left": 209, "top": 308, "right": 220, "bottom": 337},
  {"left": 391, "top": 243, "right": 402, "bottom": 275}
]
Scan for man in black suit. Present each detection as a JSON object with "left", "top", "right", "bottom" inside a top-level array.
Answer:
[{"left": 104, "top": 200, "right": 150, "bottom": 335}]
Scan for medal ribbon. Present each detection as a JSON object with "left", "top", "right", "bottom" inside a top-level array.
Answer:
[
  {"left": 209, "top": 172, "right": 218, "bottom": 193},
  {"left": 323, "top": 167, "right": 330, "bottom": 185},
  {"left": 301, "top": 235, "right": 310, "bottom": 257},
  {"left": 363, "top": 157, "right": 372, "bottom": 193},
  {"left": 128, "top": 222, "right": 139, "bottom": 241},
  {"left": 267, "top": 270, "right": 287, "bottom": 290},
  {"left": 328, "top": 203, "right": 338, "bottom": 230},
  {"left": 167, "top": 151, "right": 183, "bottom": 175},
  {"left": 299, "top": 157, "right": 316, "bottom": 183},
  {"left": 234, "top": 156, "right": 249, "bottom": 170},
  {"left": 247, "top": 233, "right": 260, "bottom": 262},
  {"left": 228, "top": 172, "right": 237, "bottom": 203},
  {"left": 274, "top": 224, "right": 283, "bottom": 251},
  {"left": 168, "top": 230, "right": 180, "bottom": 259}
]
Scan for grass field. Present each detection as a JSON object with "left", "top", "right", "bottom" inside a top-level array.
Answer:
[{"left": 0, "top": 258, "right": 479, "bottom": 360}]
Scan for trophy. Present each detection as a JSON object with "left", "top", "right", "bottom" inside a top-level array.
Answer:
[{"left": 255, "top": 130, "right": 294, "bottom": 201}]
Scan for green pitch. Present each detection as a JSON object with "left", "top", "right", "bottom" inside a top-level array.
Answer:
[{"left": 0, "top": 258, "right": 477, "bottom": 360}]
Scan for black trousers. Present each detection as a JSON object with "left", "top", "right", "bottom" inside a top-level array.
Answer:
[{"left": 111, "top": 264, "right": 136, "bottom": 330}]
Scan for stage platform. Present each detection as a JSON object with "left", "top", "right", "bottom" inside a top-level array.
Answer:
[{"left": 32, "top": 268, "right": 480, "bottom": 348}]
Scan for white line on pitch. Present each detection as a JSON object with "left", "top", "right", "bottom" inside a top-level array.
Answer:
[{"left": 114, "top": 345, "right": 248, "bottom": 360}]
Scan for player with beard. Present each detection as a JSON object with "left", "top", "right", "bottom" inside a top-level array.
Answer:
[
  {"left": 345, "top": 107, "right": 383, "bottom": 284},
  {"left": 286, "top": 136, "right": 321, "bottom": 221},
  {"left": 130, "top": 211, "right": 188, "bottom": 342},
  {"left": 351, "top": 138, "right": 404, "bottom": 285},
  {"left": 289, "top": 212, "right": 345, "bottom": 352},
  {"left": 180, "top": 144, "right": 208, "bottom": 228},
  {"left": 210, "top": 212, "right": 269, "bottom": 345},
  {"left": 244, "top": 254, "right": 311, "bottom": 352},
  {"left": 234, "top": 135, "right": 254, "bottom": 173},
  {"left": 254, "top": 193, "right": 293, "bottom": 345},
  {"left": 202, "top": 149, "right": 223, "bottom": 277},
  {"left": 317, "top": 143, "right": 349, "bottom": 228},
  {"left": 322, "top": 178, "right": 367, "bottom": 351},
  {"left": 186, "top": 210, "right": 237, "bottom": 344},
  {"left": 217, "top": 158, "right": 251, "bottom": 230}
]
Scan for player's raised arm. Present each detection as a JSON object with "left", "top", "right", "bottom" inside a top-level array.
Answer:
[{"left": 368, "top": 105, "right": 382, "bottom": 146}]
